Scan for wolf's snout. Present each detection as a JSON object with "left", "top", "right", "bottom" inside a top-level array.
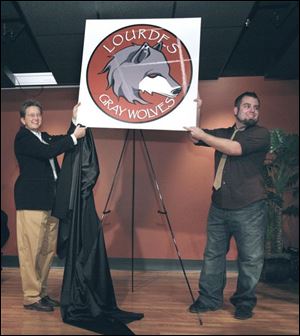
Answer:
[{"left": 172, "top": 87, "right": 182, "bottom": 95}]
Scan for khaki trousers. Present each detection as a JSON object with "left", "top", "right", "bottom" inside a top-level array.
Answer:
[{"left": 16, "top": 210, "right": 58, "bottom": 305}]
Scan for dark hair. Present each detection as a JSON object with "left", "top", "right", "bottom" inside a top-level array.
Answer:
[
  {"left": 20, "top": 99, "right": 43, "bottom": 118},
  {"left": 234, "top": 92, "right": 260, "bottom": 108}
]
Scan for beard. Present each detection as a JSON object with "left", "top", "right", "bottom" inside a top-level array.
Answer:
[{"left": 236, "top": 113, "right": 258, "bottom": 127}]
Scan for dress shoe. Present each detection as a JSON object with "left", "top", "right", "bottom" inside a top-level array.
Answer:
[
  {"left": 41, "top": 295, "right": 60, "bottom": 307},
  {"left": 24, "top": 300, "right": 54, "bottom": 312},
  {"left": 189, "top": 299, "right": 222, "bottom": 313},
  {"left": 234, "top": 306, "right": 253, "bottom": 320}
]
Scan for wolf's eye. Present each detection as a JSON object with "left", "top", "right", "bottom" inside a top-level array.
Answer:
[{"left": 148, "top": 73, "right": 159, "bottom": 78}]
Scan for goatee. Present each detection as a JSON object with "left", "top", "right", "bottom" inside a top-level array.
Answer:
[
  {"left": 243, "top": 119, "right": 257, "bottom": 127},
  {"left": 236, "top": 115, "right": 258, "bottom": 127}
]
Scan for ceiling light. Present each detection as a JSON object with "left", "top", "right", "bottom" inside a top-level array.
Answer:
[{"left": 11, "top": 72, "right": 57, "bottom": 86}]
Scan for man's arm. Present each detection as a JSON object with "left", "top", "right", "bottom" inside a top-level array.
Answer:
[
  {"left": 184, "top": 127, "right": 242, "bottom": 156},
  {"left": 184, "top": 98, "right": 242, "bottom": 156},
  {"left": 44, "top": 102, "right": 85, "bottom": 144},
  {"left": 15, "top": 130, "right": 76, "bottom": 159}
]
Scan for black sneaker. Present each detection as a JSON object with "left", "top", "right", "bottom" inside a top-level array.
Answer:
[
  {"left": 41, "top": 296, "right": 60, "bottom": 307},
  {"left": 189, "top": 299, "right": 222, "bottom": 313},
  {"left": 234, "top": 306, "right": 253, "bottom": 320},
  {"left": 24, "top": 300, "right": 54, "bottom": 312}
]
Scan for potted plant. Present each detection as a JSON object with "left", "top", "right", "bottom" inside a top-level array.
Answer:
[{"left": 261, "top": 129, "right": 299, "bottom": 282}]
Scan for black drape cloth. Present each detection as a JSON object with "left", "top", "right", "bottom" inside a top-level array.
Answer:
[
  {"left": 1, "top": 210, "right": 9, "bottom": 248},
  {"left": 52, "top": 129, "right": 143, "bottom": 335}
]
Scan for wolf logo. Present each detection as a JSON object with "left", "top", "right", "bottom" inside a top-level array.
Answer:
[{"left": 101, "top": 42, "right": 182, "bottom": 104}]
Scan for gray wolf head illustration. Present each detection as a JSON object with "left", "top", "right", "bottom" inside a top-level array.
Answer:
[{"left": 101, "top": 42, "right": 182, "bottom": 104}]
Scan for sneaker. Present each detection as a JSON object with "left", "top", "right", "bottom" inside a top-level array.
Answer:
[
  {"left": 234, "top": 306, "right": 253, "bottom": 320},
  {"left": 189, "top": 299, "right": 222, "bottom": 313},
  {"left": 24, "top": 300, "right": 54, "bottom": 312},
  {"left": 41, "top": 295, "right": 60, "bottom": 307}
]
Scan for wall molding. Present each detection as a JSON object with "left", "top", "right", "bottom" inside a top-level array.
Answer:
[{"left": 1, "top": 255, "right": 238, "bottom": 271}]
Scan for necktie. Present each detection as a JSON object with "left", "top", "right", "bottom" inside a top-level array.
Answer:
[{"left": 213, "top": 128, "right": 239, "bottom": 190}]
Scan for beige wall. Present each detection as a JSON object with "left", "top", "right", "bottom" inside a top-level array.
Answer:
[{"left": 1, "top": 77, "right": 299, "bottom": 259}]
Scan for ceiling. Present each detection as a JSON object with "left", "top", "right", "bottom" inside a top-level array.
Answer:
[{"left": 1, "top": 1, "right": 299, "bottom": 88}]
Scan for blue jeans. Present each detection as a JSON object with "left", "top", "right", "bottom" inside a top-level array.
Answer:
[{"left": 198, "top": 200, "right": 267, "bottom": 310}]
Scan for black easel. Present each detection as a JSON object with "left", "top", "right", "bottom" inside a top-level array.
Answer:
[{"left": 101, "top": 129, "right": 203, "bottom": 325}]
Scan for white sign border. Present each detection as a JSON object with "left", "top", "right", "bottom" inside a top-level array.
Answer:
[{"left": 77, "top": 18, "right": 201, "bottom": 131}]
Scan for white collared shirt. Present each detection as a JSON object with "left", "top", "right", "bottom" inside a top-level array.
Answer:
[
  {"left": 30, "top": 130, "right": 58, "bottom": 180},
  {"left": 29, "top": 126, "right": 77, "bottom": 181}
]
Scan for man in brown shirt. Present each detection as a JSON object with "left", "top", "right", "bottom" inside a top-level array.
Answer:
[{"left": 185, "top": 92, "right": 270, "bottom": 320}]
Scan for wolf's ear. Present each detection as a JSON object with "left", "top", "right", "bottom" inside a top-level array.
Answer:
[
  {"left": 131, "top": 43, "right": 150, "bottom": 64},
  {"left": 153, "top": 42, "right": 163, "bottom": 51}
]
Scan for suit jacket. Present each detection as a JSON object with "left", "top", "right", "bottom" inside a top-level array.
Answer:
[{"left": 14, "top": 124, "right": 75, "bottom": 210}]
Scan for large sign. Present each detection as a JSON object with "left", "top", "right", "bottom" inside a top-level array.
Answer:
[{"left": 77, "top": 18, "right": 201, "bottom": 131}]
